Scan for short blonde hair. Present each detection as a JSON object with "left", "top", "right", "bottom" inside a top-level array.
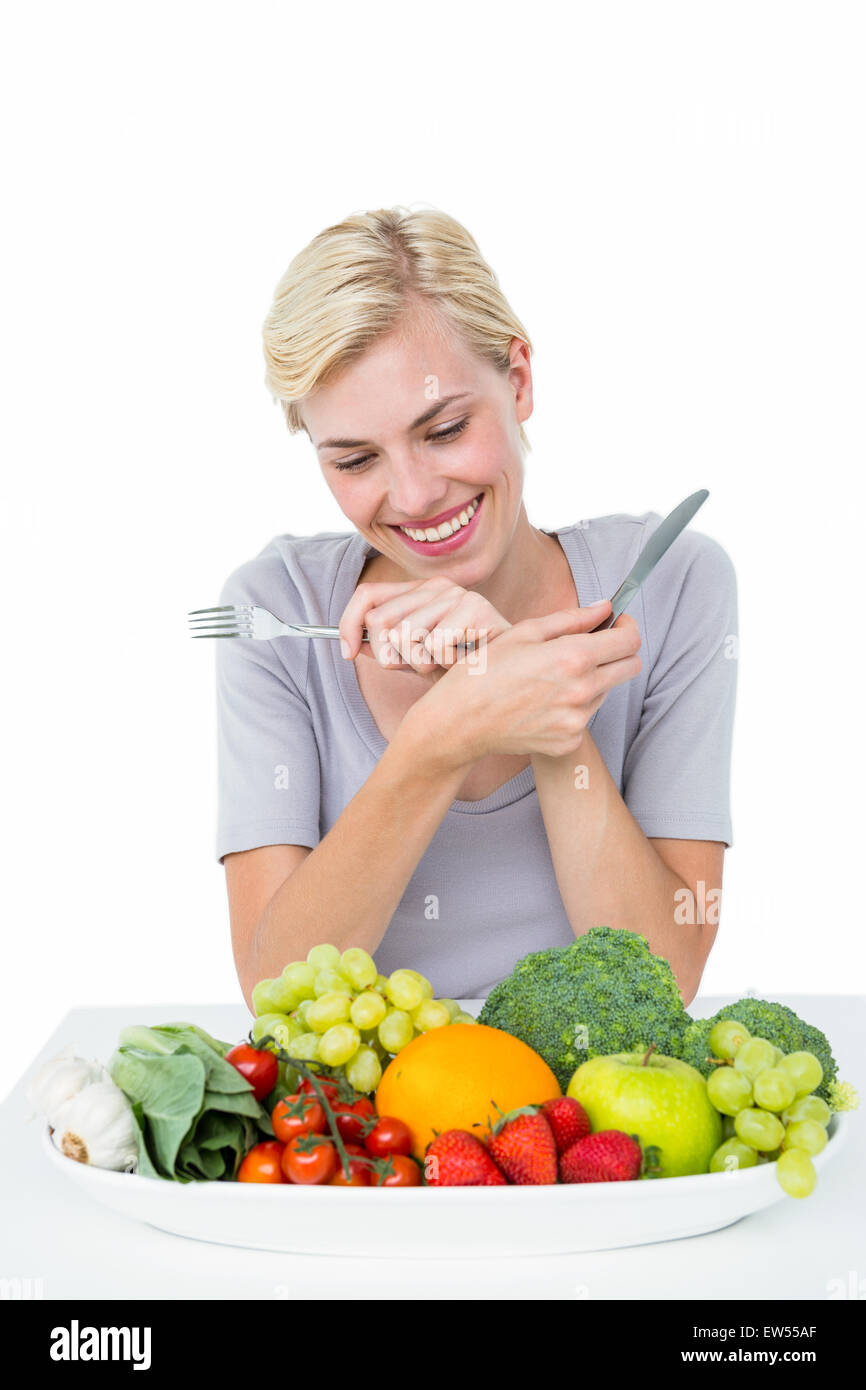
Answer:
[{"left": 262, "top": 205, "right": 533, "bottom": 453}]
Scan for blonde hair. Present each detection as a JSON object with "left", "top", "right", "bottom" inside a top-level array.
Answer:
[{"left": 262, "top": 205, "right": 533, "bottom": 453}]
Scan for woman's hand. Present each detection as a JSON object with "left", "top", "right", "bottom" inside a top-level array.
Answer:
[
  {"left": 339, "top": 576, "right": 512, "bottom": 679},
  {"left": 400, "top": 601, "right": 642, "bottom": 763}
]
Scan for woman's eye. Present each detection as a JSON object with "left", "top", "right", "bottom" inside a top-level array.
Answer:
[
  {"left": 333, "top": 417, "right": 469, "bottom": 472},
  {"left": 430, "top": 417, "right": 469, "bottom": 444}
]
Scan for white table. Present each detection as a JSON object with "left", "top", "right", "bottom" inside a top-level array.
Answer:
[{"left": 2, "top": 996, "right": 863, "bottom": 1300}]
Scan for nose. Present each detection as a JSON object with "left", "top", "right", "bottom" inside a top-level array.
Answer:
[{"left": 384, "top": 456, "right": 449, "bottom": 522}]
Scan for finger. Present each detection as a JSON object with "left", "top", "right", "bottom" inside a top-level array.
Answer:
[
  {"left": 421, "top": 595, "right": 510, "bottom": 667},
  {"left": 363, "top": 576, "right": 456, "bottom": 635},
  {"left": 579, "top": 651, "right": 643, "bottom": 704},
  {"left": 551, "top": 615, "right": 642, "bottom": 669},
  {"left": 338, "top": 580, "right": 431, "bottom": 657},
  {"left": 526, "top": 601, "right": 611, "bottom": 642}
]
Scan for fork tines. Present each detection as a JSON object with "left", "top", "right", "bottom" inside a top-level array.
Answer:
[{"left": 188, "top": 604, "right": 254, "bottom": 639}]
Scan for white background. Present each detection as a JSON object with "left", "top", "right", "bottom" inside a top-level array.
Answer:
[{"left": 2, "top": 2, "right": 864, "bottom": 1100}]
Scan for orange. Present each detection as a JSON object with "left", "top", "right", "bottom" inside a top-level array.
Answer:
[{"left": 375, "top": 1024, "right": 561, "bottom": 1160}]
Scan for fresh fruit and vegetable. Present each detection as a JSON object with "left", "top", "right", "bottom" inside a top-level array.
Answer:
[
  {"left": 476, "top": 927, "right": 692, "bottom": 1086},
  {"left": 31, "top": 934, "right": 856, "bottom": 1210}
]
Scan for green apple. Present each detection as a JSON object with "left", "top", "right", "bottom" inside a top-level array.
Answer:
[{"left": 567, "top": 1051, "right": 722, "bottom": 1177}]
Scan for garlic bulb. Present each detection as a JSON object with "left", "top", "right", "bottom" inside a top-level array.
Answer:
[
  {"left": 26, "top": 1047, "right": 108, "bottom": 1127},
  {"left": 50, "top": 1080, "right": 139, "bottom": 1172}
]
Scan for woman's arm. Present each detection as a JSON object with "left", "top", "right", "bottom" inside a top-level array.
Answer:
[
  {"left": 531, "top": 730, "right": 724, "bottom": 1006},
  {"left": 227, "top": 714, "right": 471, "bottom": 1010}
]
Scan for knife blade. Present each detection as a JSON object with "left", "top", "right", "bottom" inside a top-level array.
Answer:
[{"left": 590, "top": 488, "right": 709, "bottom": 632}]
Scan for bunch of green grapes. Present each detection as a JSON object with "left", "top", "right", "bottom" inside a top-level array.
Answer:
[
  {"left": 704, "top": 1018, "right": 830, "bottom": 1198},
  {"left": 248, "top": 944, "right": 476, "bottom": 1094}
]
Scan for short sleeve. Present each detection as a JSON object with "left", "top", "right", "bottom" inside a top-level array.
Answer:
[
  {"left": 214, "top": 566, "right": 321, "bottom": 862},
  {"left": 622, "top": 532, "right": 738, "bottom": 846}
]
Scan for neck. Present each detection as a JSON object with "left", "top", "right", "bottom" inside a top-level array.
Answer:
[{"left": 471, "top": 505, "right": 574, "bottom": 623}]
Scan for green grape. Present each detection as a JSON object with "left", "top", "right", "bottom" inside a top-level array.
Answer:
[
  {"left": 318, "top": 1023, "right": 362, "bottom": 1067},
  {"left": 709, "top": 1138, "right": 759, "bottom": 1173},
  {"left": 374, "top": 973, "right": 390, "bottom": 994},
  {"left": 708, "top": 1018, "right": 751, "bottom": 1060},
  {"left": 378, "top": 1008, "right": 415, "bottom": 1052},
  {"left": 313, "top": 969, "right": 353, "bottom": 998},
  {"left": 752, "top": 1067, "right": 797, "bottom": 1113},
  {"left": 734, "top": 1107, "right": 786, "bottom": 1151},
  {"left": 784, "top": 1119, "right": 828, "bottom": 1156},
  {"left": 707, "top": 1066, "right": 753, "bottom": 1116},
  {"left": 251, "top": 978, "right": 288, "bottom": 1017},
  {"left": 778, "top": 1051, "right": 824, "bottom": 1099},
  {"left": 306, "top": 943, "right": 342, "bottom": 971},
  {"left": 437, "top": 997, "right": 461, "bottom": 1021},
  {"left": 350, "top": 990, "right": 387, "bottom": 1029},
  {"left": 344, "top": 1044, "right": 383, "bottom": 1094},
  {"left": 285, "top": 1031, "right": 322, "bottom": 1063},
  {"left": 340, "top": 947, "right": 378, "bottom": 990},
  {"left": 386, "top": 970, "right": 426, "bottom": 1010},
  {"left": 783, "top": 1095, "right": 831, "bottom": 1127},
  {"left": 281, "top": 962, "right": 317, "bottom": 1000},
  {"left": 293, "top": 998, "right": 314, "bottom": 1026},
  {"left": 251, "top": 1011, "right": 293, "bottom": 1043},
  {"left": 452, "top": 1011, "right": 477, "bottom": 1025},
  {"left": 762, "top": 1147, "right": 781, "bottom": 1162},
  {"left": 306, "top": 991, "right": 352, "bottom": 1033},
  {"left": 776, "top": 1148, "right": 816, "bottom": 1198},
  {"left": 270, "top": 1017, "right": 306, "bottom": 1051},
  {"left": 403, "top": 968, "right": 434, "bottom": 1000},
  {"left": 411, "top": 999, "right": 451, "bottom": 1032},
  {"left": 733, "top": 1037, "right": 779, "bottom": 1083},
  {"left": 721, "top": 1114, "right": 737, "bottom": 1139}
]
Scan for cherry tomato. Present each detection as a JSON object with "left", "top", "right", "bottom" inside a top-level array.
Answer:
[
  {"left": 281, "top": 1135, "right": 339, "bottom": 1186},
  {"left": 329, "top": 1143, "right": 371, "bottom": 1187},
  {"left": 298, "top": 1074, "right": 343, "bottom": 1105},
  {"left": 333, "top": 1097, "right": 376, "bottom": 1144},
  {"left": 226, "top": 1043, "right": 279, "bottom": 1102},
  {"left": 271, "top": 1094, "right": 326, "bottom": 1144},
  {"left": 365, "top": 1116, "right": 413, "bottom": 1158},
  {"left": 373, "top": 1154, "right": 422, "bottom": 1187},
  {"left": 238, "top": 1141, "right": 286, "bottom": 1183}
]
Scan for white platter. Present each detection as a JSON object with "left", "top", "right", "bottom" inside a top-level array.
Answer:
[{"left": 41, "top": 1113, "right": 848, "bottom": 1258}]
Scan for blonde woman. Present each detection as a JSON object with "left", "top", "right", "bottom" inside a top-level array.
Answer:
[{"left": 216, "top": 206, "right": 737, "bottom": 1012}]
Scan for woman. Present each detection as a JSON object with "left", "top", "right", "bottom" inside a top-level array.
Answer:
[{"left": 215, "top": 206, "right": 737, "bottom": 1012}]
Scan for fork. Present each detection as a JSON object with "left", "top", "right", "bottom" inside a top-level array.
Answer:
[{"left": 188, "top": 605, "right": 369, "bottom": 642}]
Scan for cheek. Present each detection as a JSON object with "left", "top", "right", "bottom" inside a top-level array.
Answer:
[{"left": 460, "top": 421, "right": 513, "bottom": 486}]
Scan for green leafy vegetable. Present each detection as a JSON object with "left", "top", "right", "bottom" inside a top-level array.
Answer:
[{"left": 108, "top": 1022, "right": 272, "bottom": 1182}]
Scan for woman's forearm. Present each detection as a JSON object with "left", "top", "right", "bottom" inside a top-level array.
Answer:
[
  {"left": 531, "top": 730, "right": 714, "bottom": 1003},
  {"left": 241, "top": 710, "right": 469, "bottom": 995}
]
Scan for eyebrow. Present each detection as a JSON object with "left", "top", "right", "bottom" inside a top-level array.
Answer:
[{"left": 314, "top": 393, "right": 473, "bottom": 451}]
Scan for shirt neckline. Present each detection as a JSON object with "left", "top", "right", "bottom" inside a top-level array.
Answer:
[{"left": 328, "top": 524, "right": 604, "bottom": 814}]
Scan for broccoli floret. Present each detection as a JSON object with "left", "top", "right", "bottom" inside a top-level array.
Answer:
[
  {"left": 477, "top": 926, "right": 691, "bottom": 1089},
  {"left": 680, "top": 998, "right": 838, "bottom": 1102},
  {"left": 826, "top": 1079, "right": 859, "bottom": 1112}
]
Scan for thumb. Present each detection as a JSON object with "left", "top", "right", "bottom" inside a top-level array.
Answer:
[{"left": 530, "top": 600, "right": 611, "bottom": 641}]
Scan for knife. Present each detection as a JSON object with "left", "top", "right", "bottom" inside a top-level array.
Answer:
[{"left": 589, "top": 489, "right": 709, "bottom": 632}]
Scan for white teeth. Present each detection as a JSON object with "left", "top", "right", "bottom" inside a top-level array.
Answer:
[{"left": 399, "top": 495, "right": 480, "bottom": 542}]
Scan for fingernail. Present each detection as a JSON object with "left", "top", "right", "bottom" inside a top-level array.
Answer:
[
  {"left": 589, "top": 599, "right": 609, "bottom": 608},
  {"left": 340, "top": 638, "right": 350, "bottom": 659}
]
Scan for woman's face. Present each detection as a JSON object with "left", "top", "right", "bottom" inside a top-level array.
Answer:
[{"left": 301, "top": 312, "right": 533, "bottom": 586}]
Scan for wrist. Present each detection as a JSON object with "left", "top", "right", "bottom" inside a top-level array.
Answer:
[{"left": 396, "top": 696, "right": 480, "bottom": 777}]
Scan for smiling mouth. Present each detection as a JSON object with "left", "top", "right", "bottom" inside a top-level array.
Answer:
[{"left": 388, "top": 492, "right": 484, "bottom": 542}]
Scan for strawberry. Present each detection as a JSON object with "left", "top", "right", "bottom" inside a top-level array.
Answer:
[
  {"left": 487, "top": 1107, "right": 558, "bottom": 1185},
  {"left": 424, "top": 1130, "right": 507, "bottom": 1186},
  {"left": 541, "top": 1097, "right": 591, "bottom": 1155},
  {"left": 559, "top": 1129, "right": 642, "bottom": 1183}
]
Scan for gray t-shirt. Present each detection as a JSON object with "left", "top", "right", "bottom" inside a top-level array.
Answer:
[{"left": 214, "top": 513, "right": 737, "bottom": 998}]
